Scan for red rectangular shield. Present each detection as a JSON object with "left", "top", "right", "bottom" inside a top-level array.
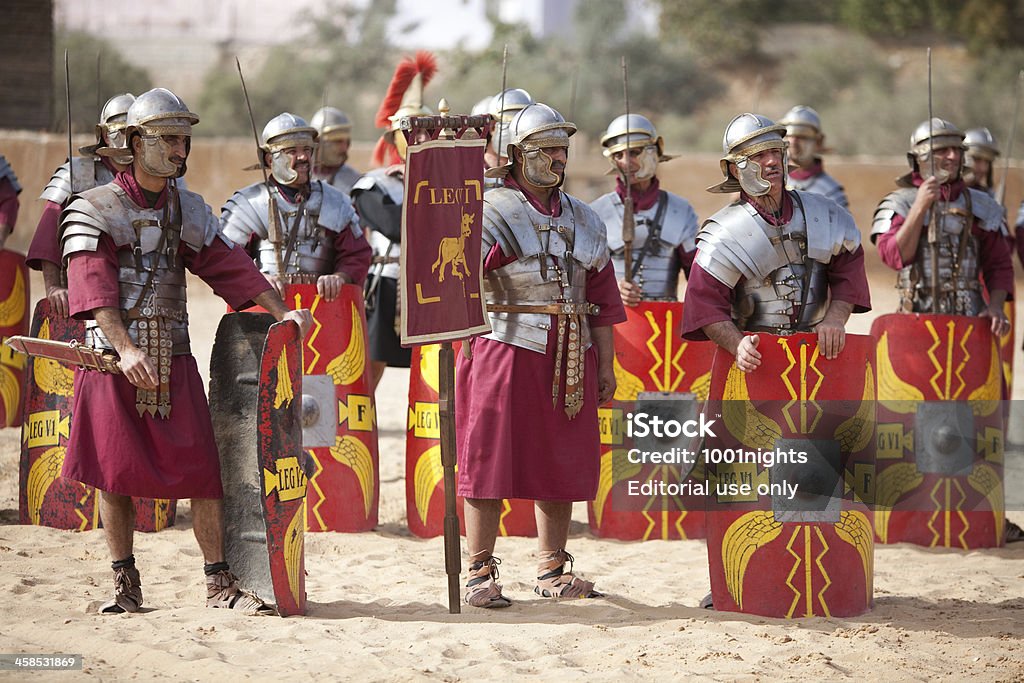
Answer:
[{"left": 400, "top": 138, "right": 491, "bottom": 345}]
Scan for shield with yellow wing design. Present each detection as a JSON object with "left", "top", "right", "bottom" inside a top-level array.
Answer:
[
  {"left": 213, "top": 315, "right": 306, "bottom": 616},
  {"left": 288, "top": 284, "right": 378, "bottom": 533},
  {"left": 0, "top": 248, "right": 29, "bottom": 427},
  {"left": 405, "top": 343, "right": 536, "bottom": 538},
  {"left": 19, "top": 298, "right": 176, "bottom": 532},
  {"left": 704, "top": 333, "right": 876, "bottom": 618},
  {"left": 225, "top": 284, "right": 379, "bottom": 532},
  {"left": 588, "top": 301, "right": 716, "bottom": 541},
  {"left": 872, "top": 313, "right": 1004, "bottom": 549}
]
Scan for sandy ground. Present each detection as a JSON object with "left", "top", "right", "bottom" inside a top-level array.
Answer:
[
  {"left": 0, "top": 265, "right": 1022, "bottom": 682},
  {"left": 1, "top": 145, "right": 1024, "bottom": 679}
]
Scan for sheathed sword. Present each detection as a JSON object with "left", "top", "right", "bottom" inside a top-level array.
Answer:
[{"left": 5, "top": 336, "right": 121, "bottom": 374}]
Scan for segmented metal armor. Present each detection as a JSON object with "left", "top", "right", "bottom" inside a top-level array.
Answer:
[
  {"left": 482, "top": 186, "right": 608, "bottom": 417},
  {"left": 39, "top": 157, "right": 115, "bottom": 206},
  {"left": 352, "top": 169, "right": 404, "bottom": 280},
  {"left": 787, "top": 172, "right": 847, "bottom": 209},
  {"left": 220, "top": 180, "right": 361, "bottom": 282},
  {"left": 696, "top": 191, "right": 861, "bottom": 333},
  {"left": 60, "top": 182, "right": 225, "bottom": 415},
  {"left": 871, "top": 186, "right": 1004, "bottom": 315},
  {"left": 0, "top": 155, "right": 21, "bottom": 193},
  {"left": 590, "top": 191, "right": 697, "bottom": 299}
]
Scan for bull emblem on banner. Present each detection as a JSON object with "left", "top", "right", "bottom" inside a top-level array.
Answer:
[{"left": 431, "top": 210, "right": 474, "bottom": 283}]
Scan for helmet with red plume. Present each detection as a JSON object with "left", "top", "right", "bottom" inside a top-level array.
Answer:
[{"left": 372, "top": 50, "right": 438, "bottom": 166}]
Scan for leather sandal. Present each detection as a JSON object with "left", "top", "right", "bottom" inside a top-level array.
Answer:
[
  {"left": 206, "top": 570, "right": 277, "bottom": 616},
  {"left": 99, "top": 565, "right": 143, "bottom": 614},
  {"left": 534, "top": 549, "right": 602, "bottom": 599},
  {"left": 465, "top": 552, "right": 511, "bottom": 608}
]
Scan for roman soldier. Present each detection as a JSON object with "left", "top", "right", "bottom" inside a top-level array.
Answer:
[
  {"left": 681, "top": 113, "right": 870, "bottom": 369},
  {"left": 779, "top": 105, "right": 848, "bottom": 209},
  {"left": 590, "top": 113, "right": 698, "bottom": 306},
  {"left": 28, "top": 93, "right": 135, "bottom": 317},
  {"left": 220, "top": 112, "right": 371, "bottom": 300},
  {"left": 458, "top": 103, "right": 626, "bottom": 607},
  {"left": 310, "top": 106, "right": 361, "bottom": 196},
  {"left": 59, "top": 87, "right": 311, "bottom": 615},
  {"left": 352, "top": 51, "right": 436, "bottom": 390},
  {"left": 872, "top": 118, "right": 1012, "bottom": 327}
]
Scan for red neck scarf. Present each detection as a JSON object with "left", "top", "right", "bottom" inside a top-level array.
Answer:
[
  {"left": 616, "top": 176, "right": 661, "bottom": 211},
  {"left": 788, "top": 160, "right": 824, "bottom": 181},
  {"left": 114, "top": 169, "right": 168, "bottom": 209},
  {"left": 505, "top": 176, "right": 562, "bottom": 216}
]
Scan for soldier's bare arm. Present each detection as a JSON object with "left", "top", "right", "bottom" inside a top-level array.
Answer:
[
  {"left": 41, "top": 261, "right": 69, "bottom": 317},
  {"left": 617, "top": 279, "right": 641, "bottom": 307},
  {"left": 979, "top": 289, "right": 1011, "bottom": 336},
  {"left": 94, "top": 306, "right": 158, "bottom": 390},
  {"left": 253, "top": 289, "right": 312, "bottom": 338},
  {"left": 814, "top": 299, "right": 853, "bottom": 360},
  {"left": 703, "top": 320, "right": 761, "bottom": 372}
]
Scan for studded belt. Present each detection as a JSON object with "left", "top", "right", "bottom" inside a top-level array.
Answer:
[{"left": 486, "top": 301, "right": 599, "bottom": 419}]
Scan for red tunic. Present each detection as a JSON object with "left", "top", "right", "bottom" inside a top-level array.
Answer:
[
  {"left": 0, "top": 177, "right": 19, "bottom": 229},
  {"left": 26, "top": 201, "right": 63, "bottom": 269},
  {"left": 680, "top": 192, "right": 871, "bottom": 340},
  {"left": 456, "top": 185, "right": 626, "bottom": 502},
  {"left": 875, "top": 178, "right": 1015, "bottom": 297},
  {"left": 62, "top": 180, "right": 272, "bottom": 499}
]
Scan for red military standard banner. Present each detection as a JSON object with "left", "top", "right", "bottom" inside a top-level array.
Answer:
[{"left": 400, "top": 138, "right": 491, "bottom": 345}]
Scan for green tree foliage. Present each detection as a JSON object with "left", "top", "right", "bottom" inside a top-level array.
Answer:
[
  {"left": 837, "top": 0, "right": 1024, "bottom": 53},
  {"left": 443, "top": 0, "right": 721, "bottom": 139},
  {"left": 52, "top": 32, "right": 152, "bottom": 134},
  {"left": 197, "top": 0, "right": 721, "bottom": 144},
  {"left": 655, "top": 0, "right": 773, "bottom": 65},
  {"left": 197, "top": 0, "right": 404, "bottom": 138}
]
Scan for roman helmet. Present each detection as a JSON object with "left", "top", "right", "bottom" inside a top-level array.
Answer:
[
  {"left": 707, "top": 113, "right": 787, "bottom": 195},
  {"left": 600, "top": 113, "right": 674, "bottom": 180},
  {"left": 123, "top": 87, "right": 199, "bottom": 178},
  {"left": 487, "top": 102, "right": 576, "bottom": 188},
  {"left": 260, "top": 112, "right": 318, "bottom": 184}
]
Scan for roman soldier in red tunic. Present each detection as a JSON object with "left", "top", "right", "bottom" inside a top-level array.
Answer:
[
  {"left": 59, "top": 88, "right": 311, "bottom": 615},
  {"left": 457, "top": 103, "right": 626, "bottom": 608}
]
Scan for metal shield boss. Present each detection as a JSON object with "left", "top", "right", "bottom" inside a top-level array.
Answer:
[
  {"left": 211, "top": 314, "right": 306, "bottom": 616},
  {"left": 19, "top": 298, "right": 176, "bottom": 531},
  {"left": 406, "top": 343, "right": 536, "bottom": 538},
  {"left": 704, "top": 333, "right": 876, "bottom": 618},
  {"left": 588, "top": 301, "right": 716, "bottom": 541},
  {"left": 291, "top": 283, "right": 379, "bottom": 532},
  {"left": 872, "top": 313, "right": 1005, "bottom": 550}
]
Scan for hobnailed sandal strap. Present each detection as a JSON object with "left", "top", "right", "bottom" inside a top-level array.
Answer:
[
  {"left": 534, "top": 549, "right": 602, "bottom": 599},
  {"left": 206, "top": 570, "right": 277, "bottom": 616},
  {"left": 465, "top": 555, "right": 511, "bottom": 609},
  {"left": 100, "top": 566, "right": 143, "bottom": 614}
]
